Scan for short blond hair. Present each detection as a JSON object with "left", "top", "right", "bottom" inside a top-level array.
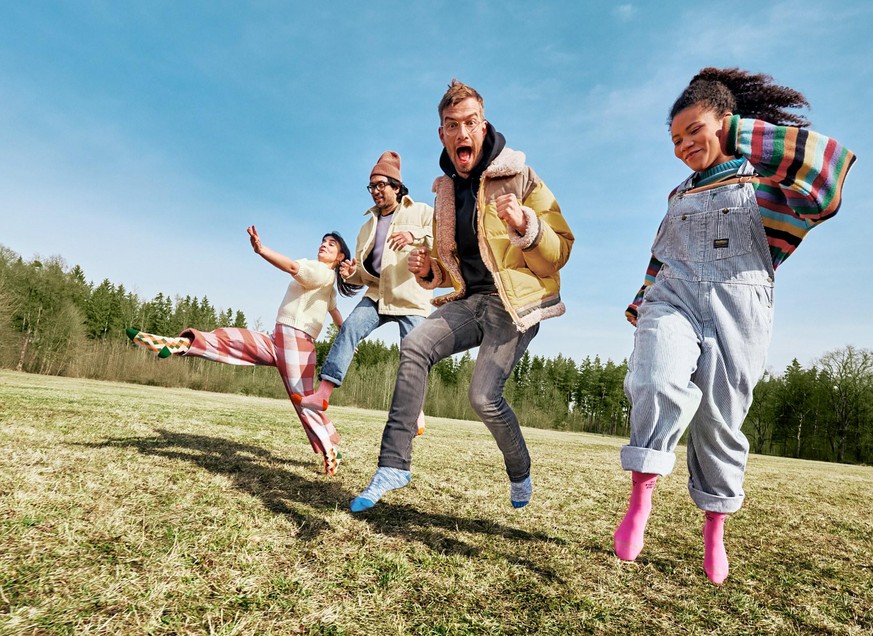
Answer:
[{"left": 438, "top": 79, "right": 484, "bottom": 122}]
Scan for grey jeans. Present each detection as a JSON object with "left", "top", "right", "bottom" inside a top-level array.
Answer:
[{"left": 377, "top": 293, "right": 538, "bottom": 482}]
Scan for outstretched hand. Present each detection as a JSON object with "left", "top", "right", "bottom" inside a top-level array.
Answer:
[
  {"left": 408, "top": 247, "right": 431, "bottom": 277},
  {"left": 340, "top": 257, "right": 357, "bottom": 279},
  {"left": 247, "top": 225, "right": 263, "bottom": 254}
]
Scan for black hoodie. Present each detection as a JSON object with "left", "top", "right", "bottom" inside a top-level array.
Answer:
[{"left": 438, "top": 124, "right": 506, "bottom": 295}]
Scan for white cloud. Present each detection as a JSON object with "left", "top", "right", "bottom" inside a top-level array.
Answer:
[{"left": 613, "top": 4, "right": 636, "bottom": 21}]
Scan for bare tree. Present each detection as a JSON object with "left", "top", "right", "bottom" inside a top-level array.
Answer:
[{"left": 817, "top": 346, "right": 873, "bottom": 463}]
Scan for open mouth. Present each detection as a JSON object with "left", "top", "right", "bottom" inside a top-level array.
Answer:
[{"left": 456, "top": 146, "right": 473, "bottom": 165}]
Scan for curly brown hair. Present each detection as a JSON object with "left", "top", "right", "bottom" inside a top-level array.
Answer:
[{"left": 669, "top": 67, "right": 810, "bottom": 127}]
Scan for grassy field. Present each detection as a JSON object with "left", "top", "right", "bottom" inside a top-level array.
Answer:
[{"left": 1, "top": 370, "right": 871, "bottom": 635}]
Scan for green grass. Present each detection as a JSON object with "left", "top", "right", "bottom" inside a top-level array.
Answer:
[{"left": 1, "top": 369, "right": 871, "bottom": 635}]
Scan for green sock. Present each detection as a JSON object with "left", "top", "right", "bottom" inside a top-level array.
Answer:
[{"left": 126, "top": 328, "right": 190, "bottom": 358}]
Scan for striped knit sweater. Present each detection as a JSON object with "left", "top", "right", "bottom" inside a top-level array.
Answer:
[{"left": 626, "top": 115, "right": 856, "bottom": 321}]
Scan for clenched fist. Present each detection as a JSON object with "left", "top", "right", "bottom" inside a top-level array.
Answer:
[{"left": 408, "top": 247, "right": 431, "bottom": 277}]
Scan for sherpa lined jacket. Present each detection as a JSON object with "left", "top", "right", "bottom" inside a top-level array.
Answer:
[
  {"left": 419, "top": 147, "right": 574, "bottom": 332},
  {"left": 344, "top": 195, "right": 434, "bottom": 317},
  {"left": 627, "top": 115, "right": 856, "bottom": 322}
]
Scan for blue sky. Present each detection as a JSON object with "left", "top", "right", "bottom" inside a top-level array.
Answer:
[{"left": 2, "top": 1, "right": 871, "bottom": 373}]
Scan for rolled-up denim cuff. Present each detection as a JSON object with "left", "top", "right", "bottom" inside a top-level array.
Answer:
[
  {"left": 509, "top": 469, "right": 531, "bottom": 483},
  {"left": 620, "top": 445, "right": 676, "bottom": 475},
  {"left": 318, "top": 372, "right": 343, "bottom": 387},
  {"left": 688, "top": 482, "right": 744, "bottom": 514}
]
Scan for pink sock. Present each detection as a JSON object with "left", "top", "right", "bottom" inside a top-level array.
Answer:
[
  {"left": 297, "top": 381, "right": 335, "bottom": 412},
  {"left": 703, "top": 512, "right": 729, "bottom": 585},
  {"left": 614, "top": 472, "right": 658, "bottom": 561}
]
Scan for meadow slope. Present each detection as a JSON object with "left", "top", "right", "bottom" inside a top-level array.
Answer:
[{"left": 1, "top": 370, "right": 871, "bottom": 635}]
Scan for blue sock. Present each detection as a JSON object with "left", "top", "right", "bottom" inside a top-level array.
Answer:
[
  {"left": 510, "top": 476, "right": 532, "bottom": 508},
  {"left": 350, "top": 467, "right": 411, "bottom": 513}
]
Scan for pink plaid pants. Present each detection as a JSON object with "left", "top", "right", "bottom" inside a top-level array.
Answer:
[{"left": 180, "top": 323, "right": 339, "bottom": 456}]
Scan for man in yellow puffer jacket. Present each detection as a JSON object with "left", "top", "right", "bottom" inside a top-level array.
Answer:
[{"left": 351, "top": 80, "right": 574, "bottom": 513}]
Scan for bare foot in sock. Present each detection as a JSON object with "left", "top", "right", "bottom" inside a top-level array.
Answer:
[
  {"left": 126, "top": 328, "right": 190, "bottom": 358},
  {"left": 294, "top": 380, "right": 335, "bottom": 411}
]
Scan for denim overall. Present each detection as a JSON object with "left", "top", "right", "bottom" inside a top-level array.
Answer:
[{"left": 621, "top": 161, "right": 774, "bottom": 513}]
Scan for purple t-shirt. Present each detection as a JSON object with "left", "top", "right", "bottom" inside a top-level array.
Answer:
[{"left": 365, "top": 211, "right": 393, "bottom": 276}]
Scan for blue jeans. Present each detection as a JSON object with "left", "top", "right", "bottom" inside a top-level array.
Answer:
[
  {"left": 377, "top": 293, "right": 539, "bottom": 482},
  {"left": 320, "top": 296, "right": 424, "bottom": 386}
]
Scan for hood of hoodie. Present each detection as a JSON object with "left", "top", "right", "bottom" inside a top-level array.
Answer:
[{"left": 439, "top": 123, "right": 506, "bottom": 181}]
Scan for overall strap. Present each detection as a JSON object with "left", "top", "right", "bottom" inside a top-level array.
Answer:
[{"left": 680, "top": 175, "right": 759, "bottom": 197}]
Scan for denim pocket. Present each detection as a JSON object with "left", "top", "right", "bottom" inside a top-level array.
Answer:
[{"left": 709, "top": 207, "right": 753, "bottom": 261}]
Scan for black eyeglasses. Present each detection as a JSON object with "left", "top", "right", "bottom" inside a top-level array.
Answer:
[{"left": 366, "top": 181, "right": 392, "bottom": 194}]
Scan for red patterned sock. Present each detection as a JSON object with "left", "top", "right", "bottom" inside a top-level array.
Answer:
[{"left": 126, "top": 328, "right": 190, "bottom": 358}]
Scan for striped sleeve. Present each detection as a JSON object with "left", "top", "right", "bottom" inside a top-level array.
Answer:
[
  {"left": 626, "top": 255, "right": 663, "bottom": 322},
  {"left": 725, "top": 115, "right": 856, "bottom": 223},
  {"left": 724, "top": 115, "right": 856, "bottom": 268}
]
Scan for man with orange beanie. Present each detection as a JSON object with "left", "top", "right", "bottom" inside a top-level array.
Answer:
[{"left": 296, "top": 151, "right": 433, "bottom": 430}]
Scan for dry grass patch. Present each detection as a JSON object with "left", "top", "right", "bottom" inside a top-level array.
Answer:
[{"left": 1, "top": 370, "right": 871, "bottom": 635}]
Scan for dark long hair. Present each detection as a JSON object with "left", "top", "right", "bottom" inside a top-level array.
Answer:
[
  {"left": 323, "top": 231, "right": 363, "bottom": 298},
  {"left": 669, "top": 67, "right": 810, "bottom": 127},
  {"left": 386, "top": 177, "right": 409, "bottom": 201}
]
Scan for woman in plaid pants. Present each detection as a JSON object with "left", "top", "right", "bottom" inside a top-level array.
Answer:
[{"left": 127, "top": 226, "right": 361, "bottom": 475}]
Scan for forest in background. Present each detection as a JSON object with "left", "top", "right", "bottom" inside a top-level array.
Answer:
[{"left": 1, "top": 243, "right": 870, "bottom": 465}]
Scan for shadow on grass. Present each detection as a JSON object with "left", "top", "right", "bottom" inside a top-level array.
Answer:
[{"left": 86, "top": 429, "right": 565, "bottom": 581}]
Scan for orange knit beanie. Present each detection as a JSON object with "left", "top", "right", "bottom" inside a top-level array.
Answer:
[{"left": 370, "top": 151, "right": 402, "bottom": 182}]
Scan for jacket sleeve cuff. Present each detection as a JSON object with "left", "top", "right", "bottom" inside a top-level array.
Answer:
[
  {"left": 508, "top": 206, "right": 542, "bottom": 250},
  {"left": 416, "top": 262, "right": 444, "bottom": 290}
]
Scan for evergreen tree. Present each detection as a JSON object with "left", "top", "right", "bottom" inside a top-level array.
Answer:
[{"left": 774, "top": 360, "right": 821, "bottom": 459}]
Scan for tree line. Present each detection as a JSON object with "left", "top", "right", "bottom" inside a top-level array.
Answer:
[{"left": 1, "top": 244, "right": 870, "bottom": 465}]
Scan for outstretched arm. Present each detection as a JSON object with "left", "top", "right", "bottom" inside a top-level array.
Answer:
[{"left": 248, "top": 225, "right": 300, "bottom": 275}]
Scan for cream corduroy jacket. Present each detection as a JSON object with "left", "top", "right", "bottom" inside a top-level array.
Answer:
[{"left": 344, "top": 195, "right": 434, "bottom": 317}]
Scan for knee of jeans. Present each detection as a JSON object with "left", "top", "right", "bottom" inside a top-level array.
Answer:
[
  {"left": 468, "top": 386, "right": 503, "bottom": 417},
  {"left": 399, "top": 328, "right": 430, "bottom": 358}
]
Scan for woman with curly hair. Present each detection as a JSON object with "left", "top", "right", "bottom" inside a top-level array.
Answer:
[
  {"left": 614, "top": 68, "right": 856, "bottom": 584},
  {"left": 127, "top": 227, "right": 361, "bottom": 476}
]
